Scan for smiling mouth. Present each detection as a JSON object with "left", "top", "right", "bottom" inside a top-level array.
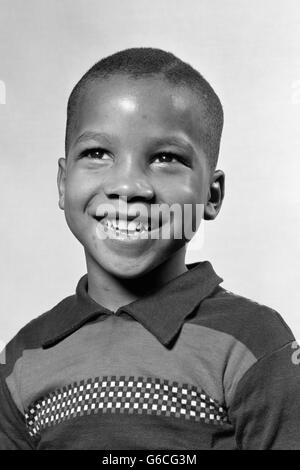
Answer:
[{"left": 93, "top": 216, "right": 161, "bottom": 240}]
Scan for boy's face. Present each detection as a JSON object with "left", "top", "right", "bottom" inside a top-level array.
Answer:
[{"left": 58, "top": 75, "right": 223, "bottom": 279}]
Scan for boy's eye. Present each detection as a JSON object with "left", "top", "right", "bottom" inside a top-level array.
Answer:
[
  {"left": 152, "top": 153, "right": 183, "bottom": 165},
  {"left": 80, "top": 148, "right": 111, "bottom": 161},
  {"left": 78, "top": 149, "right": 190, "bottom": 166}
]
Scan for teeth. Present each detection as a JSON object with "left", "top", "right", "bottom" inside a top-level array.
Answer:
[
  {"left": 110, "top": 220, "right": 118, "bottom": 229},
  {"left": 102, "top": 218, "right": 151, "bottom": 234},
  {"left": 128, "top": 221, "right": 143, "bottom": 232},
  {"left": 115, "top": 219, "right": 128, "bottom": 230}
]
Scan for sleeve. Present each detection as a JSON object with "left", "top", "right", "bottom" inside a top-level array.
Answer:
[
  {"left": 228, "top": 341, "right": 300, "bottom": 450},
  {"left": 0, "top": 361, "right": 34, "bottom": 449}
]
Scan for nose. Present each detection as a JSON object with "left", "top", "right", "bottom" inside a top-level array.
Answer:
[{"left": 102, "top": 158, "right": 155, "bottom": 202}]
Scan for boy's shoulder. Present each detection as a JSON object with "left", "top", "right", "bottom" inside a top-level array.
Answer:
[
  {"left": 2, "top": 292, "right": 77, "bottom": 371},
  {"left": 2, "top": 275, "right": 295, "bottom": 370},
  {"left": 189, "top": 285, "right": 295, "bottom": 360}
]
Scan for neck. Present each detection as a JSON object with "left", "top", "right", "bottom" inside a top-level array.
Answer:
[{"left": 85, "top": 248, "right": 188, "bottom": 312}]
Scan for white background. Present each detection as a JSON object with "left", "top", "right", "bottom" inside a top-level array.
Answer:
[{"left": 0, "top": 0, "right": 299, "bottom": 344}]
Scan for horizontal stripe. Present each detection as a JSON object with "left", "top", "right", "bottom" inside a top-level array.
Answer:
[
  {"left": 35, "top": 410, "right": 235, "bottom": 450},
  {"left": 25, "top": 375, "right": 229, "bottom": 438},
  {"left": 6, "top": 317, "right": 256, "bottom": 412}
]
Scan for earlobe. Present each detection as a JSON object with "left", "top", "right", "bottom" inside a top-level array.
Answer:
[
  {"left": 204, "top": 170, "right": 225, "bottom": 221},
  {"left": 57, "top": 158, "right": 66, "bottom": 210}
]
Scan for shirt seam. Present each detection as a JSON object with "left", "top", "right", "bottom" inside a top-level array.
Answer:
[
  {"left": 228, "top": 340, "right": 295, "bottom": 449},
  {"left": 230, "top": 340, "right": 294, "bottom": 403}
]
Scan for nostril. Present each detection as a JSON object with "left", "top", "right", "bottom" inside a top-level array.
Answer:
[{"left": 103, "top": 178, "right": 155, "bottom": 202}]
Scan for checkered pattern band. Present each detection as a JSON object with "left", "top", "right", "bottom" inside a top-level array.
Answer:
[{"left": 25, "top": 376, "right": 229, "bottom": 437}]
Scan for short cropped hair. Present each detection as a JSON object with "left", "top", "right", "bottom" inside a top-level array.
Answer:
[{"left": 65, "top": 48, "right": 224, "bottom": 169}]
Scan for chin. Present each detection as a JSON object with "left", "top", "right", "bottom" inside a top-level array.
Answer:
[
  {"left": 109, "top": 267, "right": 147, "bottom": 280},
  {"left": 109, "top": 257, "right": 158, "bottom": 279},
  {"left": 87, "top": 250, "right": 156, "bottom": 279},
  {"left": 85, "top": 234, "right": 183, "bottom": 280}
]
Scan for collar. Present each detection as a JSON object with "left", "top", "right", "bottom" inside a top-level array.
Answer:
[{"left": 42, "top": 261, "right": 223, "bottom": 349}]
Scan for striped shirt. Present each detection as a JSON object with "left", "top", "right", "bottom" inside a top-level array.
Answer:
[{"left": 1, "top": 261, "right": 299, "bottom": 449}]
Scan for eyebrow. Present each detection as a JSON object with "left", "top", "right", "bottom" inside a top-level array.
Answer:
[
  {"left": 72, "top": 131, "right": 196, "bottom": 154},
  {"left": 149, "top": 136, "right": 196, "bottom": 154},
  {"left": 73, "top": 131, "right": 118, "bottom": 147}
]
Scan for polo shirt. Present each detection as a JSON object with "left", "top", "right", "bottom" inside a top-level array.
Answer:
[{"left": 0, "top": 261, "right": 299, "bottom": 450}]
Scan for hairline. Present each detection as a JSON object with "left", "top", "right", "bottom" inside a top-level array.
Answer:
[{"left": 65, "top": 71, "right": 223, "bottom": 172}]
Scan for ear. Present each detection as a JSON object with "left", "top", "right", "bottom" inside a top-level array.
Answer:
[
  {"left": 57, "top": 158, "right": 66, "bottom": 210},
  {"left": 204, "top": 169, "right": 225, "bottom": 220}
]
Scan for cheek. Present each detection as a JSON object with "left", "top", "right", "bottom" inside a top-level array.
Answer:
[
  {"left": 64, "top": 171, "right": 95, "bottom": 210},
  {"left": 158, "top": 175, "right": 206, "bottom": 241},
  {"left": 158, "top": 174, "right": 205, "bottom": 205}
]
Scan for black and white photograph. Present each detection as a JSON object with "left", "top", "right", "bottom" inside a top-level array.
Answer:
[{"left": 0, "top": 0, "right": 299, "bottom": 453}]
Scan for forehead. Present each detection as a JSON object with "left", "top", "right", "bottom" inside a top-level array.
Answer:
[{"left": 71, "top": 76, "right": 209, "bottom": 146}]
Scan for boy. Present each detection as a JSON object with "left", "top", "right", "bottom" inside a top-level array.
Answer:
[{"left": 0, "top": 48, "right": 299, "bottom": 450}]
